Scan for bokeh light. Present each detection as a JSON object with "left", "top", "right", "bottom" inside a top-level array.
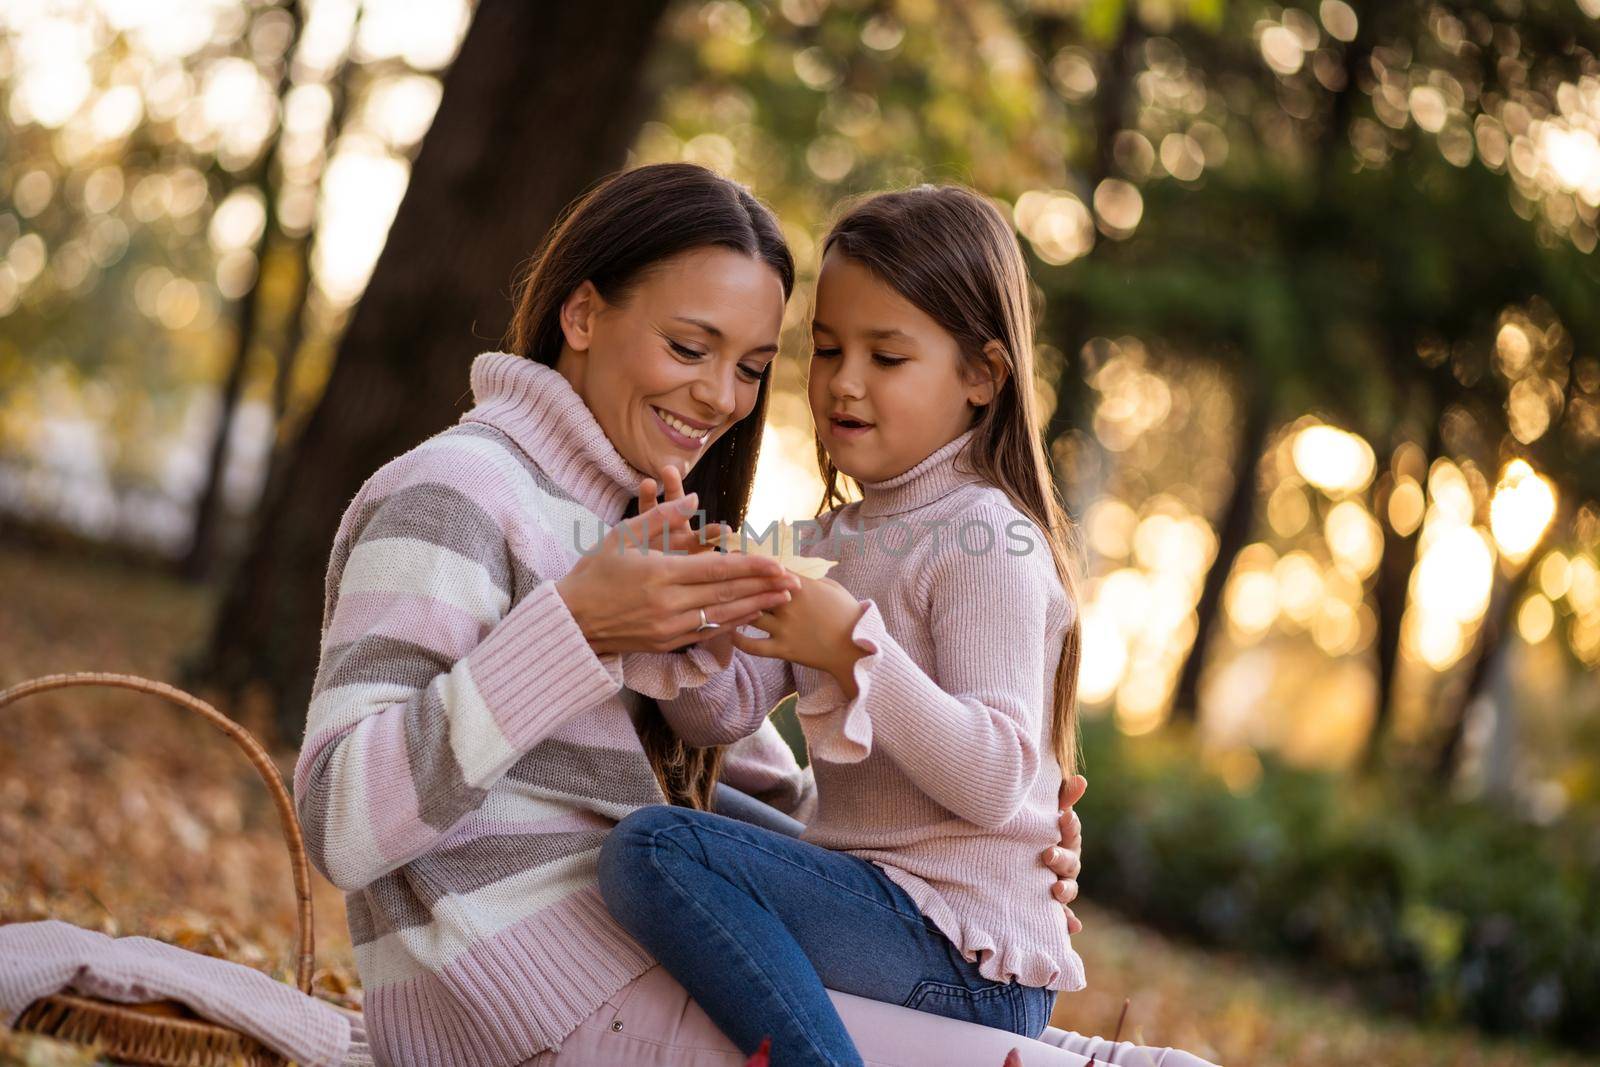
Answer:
[
  {"left": 1489, "top": 459, "right": 1557, "bottom": 564},
  {"left": 1293, "top": 424, "right": 1376, "bottom": 495}
]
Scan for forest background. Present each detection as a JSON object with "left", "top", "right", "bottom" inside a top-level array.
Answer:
[{"left": 2, "top": 1, "right": 1599, "bottom": 1062}]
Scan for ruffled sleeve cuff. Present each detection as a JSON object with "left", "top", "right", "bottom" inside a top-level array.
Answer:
[
  {"left": 792, "top": 599, "right": 895, "bottom": 764},
  {"left": 621, "top": 638, "right": 738, "bottom": 700},
  {"left": 597, "top": 651, "right": 625, "bottom": 689}
]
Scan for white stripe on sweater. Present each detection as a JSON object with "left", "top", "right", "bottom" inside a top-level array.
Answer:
[
  {"left": 436, "top": 659, "right": 519, "bottom": 791},
  {"left": 417, "top": 432, "right": 602, "bottom": 556},
  {"left": 307, "top": 680, "right": 425, "bottom": 735},
  {"left": 341, "top": 538, "right": 510, "bottom": 628},
  {"left": 316, "top": 716, "right": 393, "bottom": 890},
  {"left": 467, "top": 786, "right": 605, "bottom": 826},
  {"left": 352, "top": 851, "right": 600, "bottom": 977}
]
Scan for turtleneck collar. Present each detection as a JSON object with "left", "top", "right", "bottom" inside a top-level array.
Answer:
[
  {"left": 461, "top": 352, "right": 648, "bottom": 523},
  {"left": 857, "top": 428, "right": 985, "bottom": 519}
]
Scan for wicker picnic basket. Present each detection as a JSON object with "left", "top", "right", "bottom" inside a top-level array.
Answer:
[{"left": 1, "top": 672, "right": 317, "bottom": 1067}]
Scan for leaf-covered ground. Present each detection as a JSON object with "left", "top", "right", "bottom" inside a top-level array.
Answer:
[{"left": 1, "top": 543, "right": 1593, "bottom": 1066}]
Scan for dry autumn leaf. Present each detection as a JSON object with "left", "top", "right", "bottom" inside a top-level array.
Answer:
[{"left": 712, "top": 520, "right": 836, "bottom": 580}]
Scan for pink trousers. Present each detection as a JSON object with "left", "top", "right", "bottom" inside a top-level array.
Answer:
[{"left": 525, "top": 966, "right": 1218, "bottom": 1067}]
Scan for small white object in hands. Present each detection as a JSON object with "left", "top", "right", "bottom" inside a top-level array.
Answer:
[{"left": 713, "top": 520, "right": 837, "bottom": 580}]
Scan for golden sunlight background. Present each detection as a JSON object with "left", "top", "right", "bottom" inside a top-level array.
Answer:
[
  {"left": 2, "top": 0, "right": 1598, "bottom": 809},
  {"left": 6, "top": 1, "right": 1600, "bottom": 1058}
]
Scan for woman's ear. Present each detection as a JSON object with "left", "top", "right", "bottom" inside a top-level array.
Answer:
[
  {"left": 967, "top": 341, "right": 1012, "bottom": 407},
  {"left": 558, "top": 280, "right": 603, "bottom": 353}
]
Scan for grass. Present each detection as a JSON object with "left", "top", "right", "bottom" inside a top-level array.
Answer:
[{"left": 0, "top": 541, "right": 1594, "bottom": 1066}]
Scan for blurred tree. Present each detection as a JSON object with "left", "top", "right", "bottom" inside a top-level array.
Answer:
[
  {"left": 638, "top": 0, "right": 1600, "bottom": 772},
  {"left": 8, "top": 0, "right": 1599, "bottom": 784},
  {"left": 0, "top": 0, "right": 361, "bottom": 554},
  {"left": 183, "top": 0, "right": 305, "bottom": 580},
  {"left": 184, "top": 4, "right": 365, "bottom": 579},
  {"left": 1031, "top": 1, "right": 1600, "bottom": 753},
  {"left": 193, "top": 0, "right": 673, "bottom": 736},
  {"left": 267, "top": 45, "right": 357, "bottom": 455}
]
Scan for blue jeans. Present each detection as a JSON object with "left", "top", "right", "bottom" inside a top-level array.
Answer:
[
  {"left": 712, "top": 782, "right": 807, "bottom": 837},
  {"left": 597, "top": 805, "right": 1055, "bottom": 1067}
]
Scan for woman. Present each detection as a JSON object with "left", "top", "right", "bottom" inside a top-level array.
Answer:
[{"left": 294, "top": 163, "right": 1099, "bottom": 1067}]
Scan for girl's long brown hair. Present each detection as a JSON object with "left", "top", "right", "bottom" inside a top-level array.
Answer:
[
  {"left": 504, "top": 162, "right": 795, "bottom": 808},
  {"left": 817, "top": 185, "right": 1084, "bottom": 775}
]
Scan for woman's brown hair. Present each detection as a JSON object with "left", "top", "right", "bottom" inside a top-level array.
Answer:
[
  {"left": 504, "top": 162, "right": 795, "bottom": 809},
  {"left": 816, "top": 185, "right": 1085, "bottom": 775}
]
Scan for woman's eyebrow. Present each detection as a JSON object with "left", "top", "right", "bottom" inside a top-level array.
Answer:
[
  {"left": 672, "top": 315, "right": 722, "bottom": 337},
  {"left": 672, "top": 316, "right": 778, "bottom": 356}
]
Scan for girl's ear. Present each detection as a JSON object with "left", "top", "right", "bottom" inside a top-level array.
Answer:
[
  {"left": 558, "top": 280, "right": 604, "bottom": 353},
  {"left": 967, "top": 341, "right": 1012, "bottom": 407}
]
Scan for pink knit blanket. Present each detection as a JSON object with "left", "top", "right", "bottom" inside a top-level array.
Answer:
[{"left": 0, "top": 920, "right": 352, "bottom": 1066}]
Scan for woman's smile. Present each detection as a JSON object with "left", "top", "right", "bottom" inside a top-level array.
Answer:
[{"left": 651, "top": 404, "right": 716, "bottom": 451}]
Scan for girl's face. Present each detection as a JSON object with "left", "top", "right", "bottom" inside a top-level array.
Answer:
[
  {"left": 808, "top": 249, "right": 989, "bottom": 484},
  {"left": 556, "top": 246, "right": 786, "bottom": 479}
]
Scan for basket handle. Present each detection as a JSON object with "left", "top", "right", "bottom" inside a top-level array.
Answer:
[{"left": 0, "top": 672, "right": 315, "bottom": 995}]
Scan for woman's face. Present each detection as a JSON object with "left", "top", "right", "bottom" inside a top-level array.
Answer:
[{"left": 556, "top": 246, "right": 786, "bottom": 479}]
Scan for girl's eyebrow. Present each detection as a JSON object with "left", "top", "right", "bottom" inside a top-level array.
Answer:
[
  {"left": 671, "top": 316, "right": 779, "bottom": 356},
  {"left": 812, "top": 319, "right": 914, "bottom": 344}
]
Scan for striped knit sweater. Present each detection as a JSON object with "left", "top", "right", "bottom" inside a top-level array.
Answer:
[
  {"left": 294, "top": 352, "right": 805, "bottom": 1067},
  {"left": 659, "top": 429, "right": 1088, "bottom": 993}
]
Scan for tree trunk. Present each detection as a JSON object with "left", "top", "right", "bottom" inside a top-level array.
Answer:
[
  {"left": 1042, "top": 12, "right": 1141, "bottom": 452},
  {"left": 1367, "top": 481, "right": 1422, "bottom": 761},
  {"left": 182, "top": 1, "right": 303, "bottom": 580},
  {"left": 267, "top": 237, "right": 312, "bottom": 440},
  {"left": 189, "top": 0, "right": 672, "bottom": 740},
  {"left": 1170, "top": 379, "right": 1273, "bottom": 722},
  {"left": 1038, "top": 10, "right": 1141, "bottom": 549},
  {"left": 181, "top": 279, "right": 260, "bottom": 579},
  {"left": 1432, "top": 565, "right": 1527, "bottom": 782},
  {"left": 1480, "top": 635, "right": 1518, "bottom": 799},
  {"left": 1365, "top": 416, "right": 1441, "bottom": 769},
  {"left": 267, "top": 50, "right": 357, "bottom": 467},
  {"left": 1433, "top": 508, "right": 1562, "bottom": 782}
]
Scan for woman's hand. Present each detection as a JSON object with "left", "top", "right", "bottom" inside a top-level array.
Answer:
[
  {"left": 732, "top": 576, "right": 867, "bottom": 692},
  {"left": 635, "top": 466, "right": 757, "bottom": 663},
  {"left": 555, "top": 480, "right": 800, "bottom": 654},
  {"left": 640, "top": 465, "right": 733, "bottom": 558},
  {"left": 1041, "top": 774, "right": 1086, "bottom": 934}
]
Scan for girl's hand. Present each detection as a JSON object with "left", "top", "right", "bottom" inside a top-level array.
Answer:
[
  {"left": 732, "top": 576, "right": 868, "bottom": 692},
  {"left": 556, "top": 488, "right": 799, "bottom": 654}
]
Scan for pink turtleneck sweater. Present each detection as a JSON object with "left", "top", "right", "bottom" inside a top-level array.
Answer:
[
  {"left": 648, "top": 430, "right": 1087, "bottom": 993},
  {"left": 295, "top": 353, "right": 812, "bottom": 1067}
]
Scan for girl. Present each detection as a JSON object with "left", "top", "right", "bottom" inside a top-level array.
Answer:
[{"left": 598, "top": 185, "right": 1092, "bottom": 1066}]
